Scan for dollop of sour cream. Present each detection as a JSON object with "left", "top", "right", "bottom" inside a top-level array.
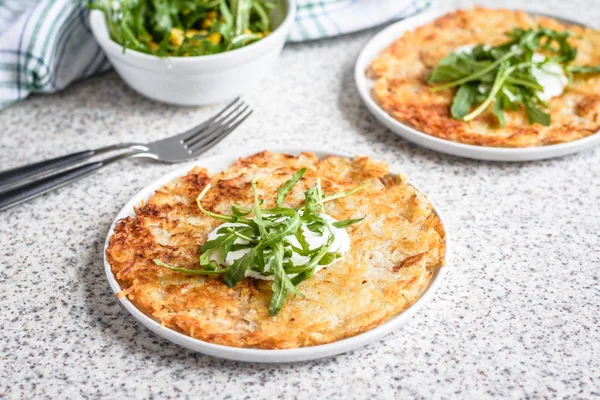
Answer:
[
  {"left": 530, "top": 53, "right": 568, "bottom": 101},
  {"left": 206, "top": 213, "right": 351, "bottom": 281},
  {"left": 453, "top": 44, "right": 491, "bottom": 54},
  {"left": 453, "top": 45, "right": 568, "bottom": 101}
]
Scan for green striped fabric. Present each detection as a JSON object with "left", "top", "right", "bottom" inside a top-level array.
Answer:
[
  {"left": 0, "top": 0, "right": 111, "bottom": 109},
  {"left": 0, "top": 0, "right": 430, "bottom": 110},
  {"left": 289, "top": 0, "right": 431, "bottom": 42}
]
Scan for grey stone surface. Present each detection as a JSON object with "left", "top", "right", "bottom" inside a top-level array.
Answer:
[{"left": 1, "top": 0, "right": 599, "bottom": 398}]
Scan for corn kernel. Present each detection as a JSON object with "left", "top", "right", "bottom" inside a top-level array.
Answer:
[
  {"left": 185, "top": 29, "right": 201, "bottom": 38},
  {"left": 138, "top": 32, "right": 152, "bottom": 42},
  {"left": 169, "top": 28, "right": 184, "bottom": 46},
  {"left": 202, "top": 11, "right": 218, "bottom": 29},
  {"left": 243, "top": 29, "right": 252, "bottom": 35},
  {"left": 148, "top": 41, "right": 160, "bottom": 51},
  {"left": 207, "top": 32, "right": 222, "bottom": 44}
]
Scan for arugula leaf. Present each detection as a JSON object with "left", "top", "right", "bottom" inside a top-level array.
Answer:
[
  {"left": 506, "top": 71, "right": 543, "bottom": 91},
  {"left": 493, "top": 94, "right": 506, "bottom": 128},
  {"left": 524, "top": 101, "right": 551, "bottom": 126},
  {"left": 306, "top": 220, "right": 325, "bottom": 235},
  {"left": 429, "top": 52, "right": 494, "bottom": 85},
  {"left": 276, "top": 168, "right": 306, "bottom": 206},
  {"left": 200, "top": 225, "right": 251, "bottom": 265},
  {"left": 196, "top": 184, "right": 243, "bottom": 223},
  {"left": 428, "top": 54, "right": 466, "bottom": 84},
  {"left": 232, "top": 204, "right": 252, "bottom": 218},
  {"left": 293, "top": 229, "right": 310, "bottom": 253},
  {"left": 220, "top": 0, "right": 234, "bottom": 27},
  {"left": 566, "top": 65, "right": 600, "bottom": 74},
  {"left": 255, "top": 210, "right": 300, "bottom": 251},
  {"left": 269, "top": 242, "right": 304, "bottom": 316},
  {"left": 285, "top": 232, "right": 335, "bottom": 274},
  {"left": 302, "top": 187, "right": 322, "bottom": 218},
  {"left": 230, "top": 243, "right": 253, "bottom": 252},
  {"left": 332, "top": 216, "right": 366, "bottom": 229},
  {"left": 254, "top": 249, "right": 266, "bottom": 271},
  {"left": 251, "top": 178, "right": 267, "bottom": 232},
  {"left": 154, "top": 259, "right": 226, "bottom": 276},
  {"left": 566, "top": 65, "right": 600, "bottom": 84},
  {"left": 322, "top": 183, "right": 370, "bottom": 203},
  {"left": 318, "top": 252, "right": 341, "bottom": 266},
  {"left": 223, "top": 250, "right": 254, "bottom": 287},
  {"left": 252, "top": 1, "right": 271, "bottom": 32},
  {"left": 289, "top": 245, "right": 315, "bottom": 257},
  {"left": 199, "top": 250, "right": 219, "bottom": 271},
  {"left": 450, "top": 84, "right": 478, "bottom": 119}
]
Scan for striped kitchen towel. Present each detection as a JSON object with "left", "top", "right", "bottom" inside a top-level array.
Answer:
[
  {"left": 0, "top": 0, "right": 430, "bottom": 110},
  {"left": 288, "top": 0, "right": 430, "bottom": 42},
  {"left": 0, "top": 0, "right": 111, "bottom": 110}
]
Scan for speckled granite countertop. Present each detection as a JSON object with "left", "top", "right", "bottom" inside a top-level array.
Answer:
[{"left": 1, "top": 0, "right": 599, "bottom": 398}]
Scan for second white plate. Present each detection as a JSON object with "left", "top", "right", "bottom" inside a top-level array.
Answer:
[{"left": 354, "top": 8, "right": 600, "bottom": 162}]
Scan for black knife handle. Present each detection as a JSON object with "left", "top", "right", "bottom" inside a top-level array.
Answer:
[
  {"left": 0, "top": 160, "right": 103, "bottom": 211},
  {"left": 0, "top": 150, "right": 96, "bottom": 189}
]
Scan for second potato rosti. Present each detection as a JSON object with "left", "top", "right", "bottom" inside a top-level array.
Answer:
[{"left": 369, "top": 8, "right": 600, "bottom": 147}]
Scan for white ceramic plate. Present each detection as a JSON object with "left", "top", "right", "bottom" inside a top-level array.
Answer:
[
  {"left": 103, "top": 147, "right": 450, "bottom": 363},
  {"left": 355, "top": 8, "right": 600, "bottom": 162}
]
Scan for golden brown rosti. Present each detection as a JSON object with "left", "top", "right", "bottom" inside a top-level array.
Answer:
[
  {"left": 369, "top": 7, "right": 600, "bottom": 147},
  {"left": 106, "top": 151, "right": 446, "bottom": 349}
]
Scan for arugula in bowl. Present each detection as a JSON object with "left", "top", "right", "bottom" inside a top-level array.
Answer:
[{"left": 91, "top": 0, "right": 276, "bottom": 57}]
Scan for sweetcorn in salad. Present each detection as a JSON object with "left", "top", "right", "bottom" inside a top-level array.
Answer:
[{"left": 92, "top": 0, "right": 276, "bottom": 57}]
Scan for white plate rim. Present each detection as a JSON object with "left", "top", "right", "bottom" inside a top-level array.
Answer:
[
  {"left": 102, "top": 147, "right": 451, "bottom": 363},
  {"left": 354, "top": 7, "right": 600, "bottom": 162}
]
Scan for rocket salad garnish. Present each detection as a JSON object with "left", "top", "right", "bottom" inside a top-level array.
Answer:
[
  {"left": 154, "top": 168, "right": 368, "bottom": 316},
  {"left": 91, "top": 0, "right": 275, "bottom": 57},
  {"left": 429, "top": 27, "right": 600, "bottom": 126}
]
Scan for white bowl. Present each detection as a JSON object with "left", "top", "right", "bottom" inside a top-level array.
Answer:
[
  {"left": 103, "top": 147, "right": 450, "bottom": 363},
  {"left": 90, "top": 0, "right": 295, "bottom": 106},
  {"left": 355, "top": 7, "right": 600, "bottom": 162}
]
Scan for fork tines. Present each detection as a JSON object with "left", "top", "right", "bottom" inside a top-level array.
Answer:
[{"left": 182, "top": 98, "right": 253, "bottom": 154}]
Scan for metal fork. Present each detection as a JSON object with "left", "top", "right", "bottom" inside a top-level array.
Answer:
[{"left": 0, "top": 98, "right": 252, "bottom": 211}]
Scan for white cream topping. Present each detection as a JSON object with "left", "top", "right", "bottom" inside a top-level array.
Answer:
[
  {"left": 530, "top": 54, "right": 568, "bottom": 101},
  {"left": 453, "top": 44, "right": 491, "bottom": 54},
  {"left": 206, "top": 213, "right": 351, "bottom": 281}
]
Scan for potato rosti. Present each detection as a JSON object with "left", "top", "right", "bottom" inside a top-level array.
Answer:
[
  {"left": 106, "top": 151, "right": 446, "bottom": 349},
  {"left": 369, "top": 8, "right": 600, "bottom": 147}
]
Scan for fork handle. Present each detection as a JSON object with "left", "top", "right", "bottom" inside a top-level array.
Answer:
[{"left": 0, "top": 150, "right": 97, "bottom": 189}]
